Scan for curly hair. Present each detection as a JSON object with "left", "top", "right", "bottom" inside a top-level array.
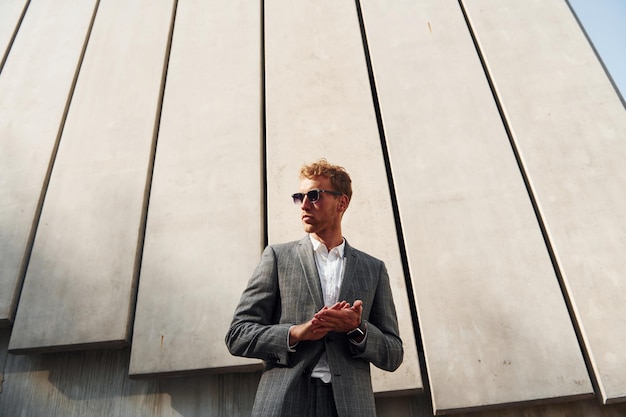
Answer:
[{"left": 299, "top": 158, "right": 352, "bottom": 200}]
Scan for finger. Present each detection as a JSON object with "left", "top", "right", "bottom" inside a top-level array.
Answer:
[
  {"left": 330, "top": 301, "right": 348, "bottom": 310},
  {"left": 315, "top": 309, "right": 344, "bottom": 320}
]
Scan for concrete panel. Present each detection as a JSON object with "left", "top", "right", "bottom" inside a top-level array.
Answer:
[
  {"left": 0, "top": 0, "right": 97, "bottom": 325},
  {"left": 129, "top": 0, "right": 262, "bottom": 376},
  {"left": 264, "top": 0, "right": 422, "bottom": 394},
  {"left": 0, "top": 0, "right": 28, "bottom": 66},
  {"left": 8, "top": 0, "right": 175, "bottom": 351},
  {"left": 359, "top": 0, "right": 593, "bottom": 412},
  {"left": 462, "top": 0, "right": 626, "bottom": 404}
]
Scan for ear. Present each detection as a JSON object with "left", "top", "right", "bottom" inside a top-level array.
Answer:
[{"left": 338, "top": 195, "right": 349, "bottom": 212}]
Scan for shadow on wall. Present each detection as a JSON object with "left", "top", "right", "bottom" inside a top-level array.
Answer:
[
  {"left": 3, "top": 329, "right": 626, "bottom": 417},
  {"left": 0, "top": 335, "right": 261, "bottom": 417},
  {"left": 0, "top": 345, "right": 161, "bottom": 415}
]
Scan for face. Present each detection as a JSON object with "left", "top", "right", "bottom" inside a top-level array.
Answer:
[{"left": 298, "top": 176, "right": 346, "bottom": 241}]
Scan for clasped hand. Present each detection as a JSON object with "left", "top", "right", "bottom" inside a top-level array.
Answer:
[{"left": 289, "top": 300, "right": 363, "bottom": 345}]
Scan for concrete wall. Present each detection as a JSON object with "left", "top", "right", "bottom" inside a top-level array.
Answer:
[{"left": 1, "top": 0, "right": 626, "bottom": 415}]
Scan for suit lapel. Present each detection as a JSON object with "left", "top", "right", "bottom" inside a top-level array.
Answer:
[
  {"left": 338, "top": 240, "right": 358, "bottom": 302},
  {"left": 296, "top": 236, "right": 324, "bottom": 308}
]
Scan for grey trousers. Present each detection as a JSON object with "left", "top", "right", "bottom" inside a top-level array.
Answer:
[{"left": 310, "top": 378, "right": 338, "bottom": 417}]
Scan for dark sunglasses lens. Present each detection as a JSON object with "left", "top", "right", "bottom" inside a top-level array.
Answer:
[
  {"left": 292, "top": 193, "right": 304, "bottom": 204},
  {"left": 306, "top": 190, "right": 320, "bottom": 202},
  {"left": 292, "top": 190, "right": 322, "bottom": 204}
]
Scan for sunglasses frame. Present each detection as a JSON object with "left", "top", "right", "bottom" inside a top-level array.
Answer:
[{"left": 291, "top": 189, "right": 343, "bottom": 205}]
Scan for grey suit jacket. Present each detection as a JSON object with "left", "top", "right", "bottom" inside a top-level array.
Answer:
[{"left": 225, "top": 236, "right": 403, "bottom": 417}]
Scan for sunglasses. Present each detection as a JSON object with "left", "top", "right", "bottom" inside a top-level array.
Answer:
[{"left": 291, "top": 189, "right": 343, "bottom": 205}]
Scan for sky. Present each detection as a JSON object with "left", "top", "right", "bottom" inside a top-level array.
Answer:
[{"left": 568, "top": 0, "right": 626, "bottom": 101}]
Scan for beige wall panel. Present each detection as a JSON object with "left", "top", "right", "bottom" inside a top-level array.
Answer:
[
  {"left": 129, "top": 0, "right": 262, "bottom": 376},
  {"left": 264, "top": 0, "right": 422, "bottom": 394},
  {"left": 0, "top": 0, "right": 28, "bottom": 64},
  {"left": 359, "top": 0, "right": 593, "bottom": 412},
  {"left": 8, "top": 0, "right": 174, "bottom": 351},
  {"left": 0, "top": 0, "right": 97, "bottom": 325},
  {"left": 462, "top": 0, "right": 626, "bottom": 404}
]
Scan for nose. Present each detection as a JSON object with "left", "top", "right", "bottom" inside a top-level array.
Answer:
[{"left": 300, "top": 194, "right": 313, "bottom": 208}]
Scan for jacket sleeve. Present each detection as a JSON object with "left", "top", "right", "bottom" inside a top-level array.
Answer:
[
  {"left": 224, "top": 245, "right": 293, "bottom": 366},
  {"left": 351, "top": 261, "right": 404, "bottom": 372}
]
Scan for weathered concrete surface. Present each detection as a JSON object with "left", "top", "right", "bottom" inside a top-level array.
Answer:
[
  {"left": 2, "top": 331, "right": 626, "bottom": 417},
  {"left": 0, "top": 0, "right": 97, "bottom": 326},
  {"left": 0, "top": 0, "right": 28, "bottom": 63},
  {"left": 129, "top": 0, "right": 263, "bottom": 376},
  {"left": 8, "top": 0, "right": 175, "bottom": 351},
  {"left": 463, "top": 0, "right": 626, "bottom": 405},
  {"left": 359, "top": 0, "right": 592, "bottom": 412}
]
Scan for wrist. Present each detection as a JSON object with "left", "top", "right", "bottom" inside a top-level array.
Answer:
[
  {"left": 346, "top": 321, "right": 367, "bottom": 343},
  {"left": 289, "top": 326, "right": 300, "bottom": 346}
]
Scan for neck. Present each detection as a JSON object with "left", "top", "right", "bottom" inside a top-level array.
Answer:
[{"left": 311, "top": 232, "right": 343, "bottom": 250}]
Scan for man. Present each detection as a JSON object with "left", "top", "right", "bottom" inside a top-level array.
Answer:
[{"left": 225, "top": 159, "right": 403, "bottom": 417}]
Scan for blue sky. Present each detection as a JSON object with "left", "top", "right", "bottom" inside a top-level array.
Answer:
[{"left": 568, "top": 0, "right": 626, "bottom": 101}]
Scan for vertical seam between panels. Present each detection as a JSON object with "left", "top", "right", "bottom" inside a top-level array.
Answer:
[
  {"left": 0, "top": 0, "right": 31, "bottom": 73},
  {"left": 11, "top": 0, "right": 102, "bottom": 324},
  {"left": 457, "top": 0, "right": 602, "bottom": 401},
  {"left": 261, "top": 0, "right": 268, "bottom": 248},
  {"left": 354, "top": 0, "right": 426, "bottom": 371},
  {"left": 129, "top": 0, "right": 179, "bottom": 343}
]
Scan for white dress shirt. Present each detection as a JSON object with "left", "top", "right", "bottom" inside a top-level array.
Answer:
[{"left": 310, "top": 235, "right": 345, "bottom": 383}]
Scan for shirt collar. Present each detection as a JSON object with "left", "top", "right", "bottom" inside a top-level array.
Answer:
[{"left": 310, "top": 235, "right": 345, "bottom": 257}]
